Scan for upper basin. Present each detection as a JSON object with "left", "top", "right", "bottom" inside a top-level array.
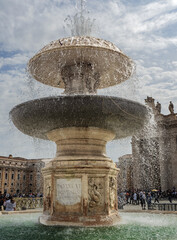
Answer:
[
  {"left": 10, "top": 95, "right": 147, "bottom": 140},
  {"left": 28, "top": 36, "right": 134, "bottom": 91}
]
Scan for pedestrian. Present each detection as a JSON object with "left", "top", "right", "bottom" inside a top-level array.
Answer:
[
  {"left": 168, "top": 190, "right": 172, "bottom": 203},
  {"left": 137, "top": 192, "right": 140, "bottom": 205},
  {"left": 3, "top": 196, "right": 16, "bottom": 211},
  {"left": 146, "top": 193, "right": 152, "bottom": 209},
  {"left": 126, "top": 192, "right": 130, "bottom": 204},
  {"left": 141, "top": 192, "right": 146, "bottom": 210},
  {"left": 133, "top": 192, "right": 137, "bottom": 205},
  {"left": 154, "top": 192, "right": 159, "bottom": 203},
  {"left": 0, "top": 191, "right": 4, "bottom": 211}
]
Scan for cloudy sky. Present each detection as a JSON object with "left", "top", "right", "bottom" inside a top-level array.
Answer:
[{"left": 0, "top": 0, "right": 177, "bottom": 161}]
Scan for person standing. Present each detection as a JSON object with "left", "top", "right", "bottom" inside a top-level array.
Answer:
[
  {"left": 141, "top": 192, "right": 146, "bottom": 210},
  {"left": 3, "top": 196, "right": 16, "bottom": 211},
  {"left": 168, "top": 190, "right": 172, "bottom": 203},
  {"left": 154, "top": 192, "right": 159, "bottom": 203},
  {"left": 0, "top": 191, "right": 4, "bottom": 211},
  {"left": 133, "top": 192, "right": 137, "bottom": 205},
  {"left": 146, "top": 192, "right": 152, "bottom": 209}
]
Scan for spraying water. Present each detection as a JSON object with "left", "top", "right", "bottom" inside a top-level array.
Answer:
[{"left": 64, "top": 0, "right": 96, "bottom": 36}]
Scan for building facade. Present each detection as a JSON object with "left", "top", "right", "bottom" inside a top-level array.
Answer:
[{"left": 0, "top": 154, "right": 45, "bottom": 195}]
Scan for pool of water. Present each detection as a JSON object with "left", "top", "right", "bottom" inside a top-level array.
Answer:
[{"left": 0, "top": 212, "right": 177, "bottom": 240}]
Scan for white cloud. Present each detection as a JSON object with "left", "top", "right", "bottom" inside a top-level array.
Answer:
[{"left": 0, "top": 54, "right": 28, "bottom": 68}]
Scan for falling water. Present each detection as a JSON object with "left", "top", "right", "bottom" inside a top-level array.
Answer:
[{"left": 132, "top": 105, "right": 160, "bottom": 190}]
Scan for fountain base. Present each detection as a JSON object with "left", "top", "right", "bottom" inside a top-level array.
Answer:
[
  {"left": 41, "top": 127, "right": 120, "bottom": 227},
  {"left": 39, "top": 212, "right": 120, "bottom": 227}
]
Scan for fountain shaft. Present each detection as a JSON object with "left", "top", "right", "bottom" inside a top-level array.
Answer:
[{"left": 41, "top": 127, "right": 120, "bottom": 226}]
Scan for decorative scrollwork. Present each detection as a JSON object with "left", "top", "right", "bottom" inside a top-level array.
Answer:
[
  {"left": 109, "top": 177, "right": 117, "bottom": 209},
  {"left": 88, "top": 177, "right": 104, "bottom": 213}
]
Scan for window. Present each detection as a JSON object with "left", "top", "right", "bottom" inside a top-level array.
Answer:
[
  {"left": 5, "top": 173, "right": 8, "bottom": 179},
  {"left": 0, "top": 173, "right": 1, "bottom": 179},
  {"left": 30, "top": 175, "right": 33, "bottom": 181},
  {"left": 23, "top": 175, "right": 26, "bottom": 180},
  {"left": 11, "top": 183, "right": 13, "bottom": 186},
  {"left": 11, "top": 174, "right": 14, "bottom": 180},
  {"left": 18, "top": 174, "right": 20, "bottom": 180}
]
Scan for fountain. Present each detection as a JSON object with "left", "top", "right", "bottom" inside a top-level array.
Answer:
[{"left": 10, "top": 1, "right": 147, "bottom": 227}]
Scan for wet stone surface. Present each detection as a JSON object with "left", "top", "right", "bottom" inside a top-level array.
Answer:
[{"left": 10, "top": 95, "right": 147, "bottom": 140}]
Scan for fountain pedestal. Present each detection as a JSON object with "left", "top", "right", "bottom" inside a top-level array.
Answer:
[{"left": 40, "top": 127, "right": 120, "bottom": 226}]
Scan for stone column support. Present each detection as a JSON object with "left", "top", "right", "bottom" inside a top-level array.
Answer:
[
  {"left": 1, "top": 168, "right": 5, "bottom": 194},
  {"left": 8, "top": 168, "right": 12, "bottom": 193},
  {"left": 40, "top": 127, "right": 120, "bottom": 227}
]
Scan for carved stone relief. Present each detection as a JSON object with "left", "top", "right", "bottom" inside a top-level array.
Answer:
[
  {"left": 44, "top": 178, "right": 51, "bottom": 211},
  {"left": 88, "top": 177, "right": 104, "bottom": 214},
  {"left": 109, "top": 176, "right": 117, "bottom": 210}
]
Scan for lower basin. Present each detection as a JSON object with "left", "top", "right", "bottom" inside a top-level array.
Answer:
[
  {"left": 0, "top": 212, "right": 176, "bottom": 240},
  {"left": 10, "top": 95, "right": 147, "bottom": 140}
]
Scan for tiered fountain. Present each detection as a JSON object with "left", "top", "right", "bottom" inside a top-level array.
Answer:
[{"left": 10, "top": 2, "right": 147, "bottom": 227}]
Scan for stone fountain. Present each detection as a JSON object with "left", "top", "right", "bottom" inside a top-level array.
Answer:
[
  {"left": 10, "top": 1, "right": 148, "bottom": 225},
  {"left": 10, "top": 35, "right": 147, "bottom": 226}
]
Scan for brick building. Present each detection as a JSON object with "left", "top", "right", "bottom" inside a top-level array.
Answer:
[{"left": 0, "top": 154, "right": 45, "bottom": 195}]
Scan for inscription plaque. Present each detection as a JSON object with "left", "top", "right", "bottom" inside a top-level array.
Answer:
[{"left": 56, "top": 178, "right": 81, "bottom": 205}]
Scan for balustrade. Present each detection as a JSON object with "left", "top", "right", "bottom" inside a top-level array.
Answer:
[{"left": 14, "top": 197, "right": 43, "bottom": 211}]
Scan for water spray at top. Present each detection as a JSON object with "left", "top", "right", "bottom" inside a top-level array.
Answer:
[{"left": 64, "top": 0, "right": 95, "bottom": 36}]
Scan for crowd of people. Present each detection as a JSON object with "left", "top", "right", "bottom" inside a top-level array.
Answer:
[
  {"left": 118, "top": 187, "right": 177, "bottom": 210},
  {"left": 0, "top": 191, "right": 43, "bottom": 211},
  {"left": 0, "top": 193, "right": 16, "bottom": 211}
]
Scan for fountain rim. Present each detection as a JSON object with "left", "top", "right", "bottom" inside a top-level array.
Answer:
[
  {"left": 9, "top": 95, "right": 148, "bottom": 140},
  {"left": 10, "top": 94, "right": 145, "bottom": 118},
  {"left": 28, "top": 45, "right": 133, "bottom": 68}
]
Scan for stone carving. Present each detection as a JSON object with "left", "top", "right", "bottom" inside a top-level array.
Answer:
[
  {"left": 38, "top": 36, "right": 122, "bottom": 54},
  {"left": 169, "top": 101, "right": 174, "bottom": 114},
  {"left": 156, "top": 102, "right": 161, "bottom": 113},
  {"left": 61, "top": 63, "right": 100, "bottom": 95},
  {"left": 56, "top": 178, "right": 81, "bottom": 205},
  {"left": 88, "top": 177, "right": 104, "bottom": 213},
  {"left": 109, "top": 177, "right": 117, "bottom": 209},
  {"left": 44, "top": 178, "right": 51, "bottom": 211}
]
